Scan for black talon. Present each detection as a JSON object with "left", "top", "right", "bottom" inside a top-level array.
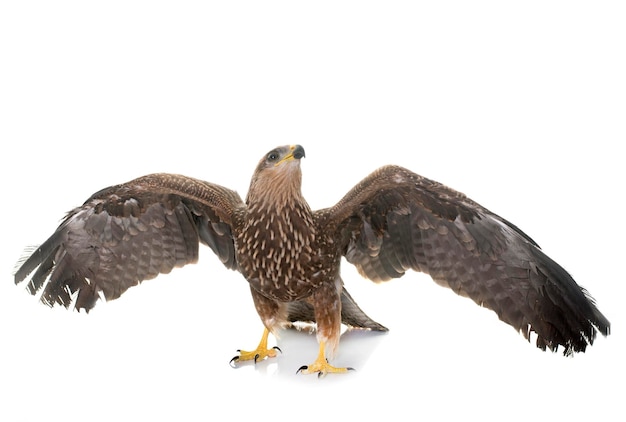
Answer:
[
  {"left": 272, "top": 346, "right": 282, "bottom": 354},
  {"left": 229, "top": 356, "right": 240, "bottom": 368},
  {"left": 253, "top": 353, "right": 260, "bottom": 364},
  {"left": 347, "top": 367, "right": 355, "bottom": 372},
  {"left": 296, "top": 365, "right": 308, "bottom": 374}
]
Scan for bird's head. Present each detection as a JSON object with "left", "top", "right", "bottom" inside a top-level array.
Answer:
[{"left": 247, "top": 145, "right": 306, "bottom": 207}]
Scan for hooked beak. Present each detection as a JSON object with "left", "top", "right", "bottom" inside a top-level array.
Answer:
[{"left": 275, "top": 145, "right": 306, "bottom": 166}]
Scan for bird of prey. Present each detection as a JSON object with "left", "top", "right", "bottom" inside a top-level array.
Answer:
[{"left": 14, "top": 145, "right": 610, "bottom": 376}]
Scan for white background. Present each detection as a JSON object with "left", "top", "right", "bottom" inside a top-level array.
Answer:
[{"left": 1, "top": 2, "right": 623, "bottom": 421}]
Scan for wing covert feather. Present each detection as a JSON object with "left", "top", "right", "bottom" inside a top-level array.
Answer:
[
  {"left": 324, "top": 165, "right": 610, "bottom": 355},
  {"left": 14, "top": 174, "right": 243, "bottom": 311}
]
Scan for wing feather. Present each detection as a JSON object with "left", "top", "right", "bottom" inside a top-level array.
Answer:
[
  {"left": 14, "top": 174, "right": 244, "bottom": 311},
  {"left": 324, "top": 165, "right": 610, "bottom": 355}
]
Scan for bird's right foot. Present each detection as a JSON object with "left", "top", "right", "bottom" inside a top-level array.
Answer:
[{"left": 229, "top": 328, "right": 281, "bottom": 366}]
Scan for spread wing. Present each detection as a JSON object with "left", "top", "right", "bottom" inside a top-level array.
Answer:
[
  {"left": 324, "top": 165, "right": 610, "bottom": 355},
  {"left": 14, "top": 173, "right": 243, "bottom": 311}
]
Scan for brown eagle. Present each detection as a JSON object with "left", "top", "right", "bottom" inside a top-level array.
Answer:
[{"left": 14, "top": 145, "right": 610, "bottom": 376}]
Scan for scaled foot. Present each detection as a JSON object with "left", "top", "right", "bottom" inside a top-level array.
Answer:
[
  {"left": 296, "top": 341, "right": 354, "bottom": 377},
  {"left": 229, "top": 328, "right": 281, "bottom": 366}
]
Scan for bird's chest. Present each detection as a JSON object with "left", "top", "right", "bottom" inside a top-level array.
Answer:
[{"left": 235, "top": 209, "right": 327, "bottom": 301}]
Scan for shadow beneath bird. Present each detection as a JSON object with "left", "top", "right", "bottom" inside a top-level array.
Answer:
[{"left": 231, "top": 325, "right": 388, "bottom": 379}]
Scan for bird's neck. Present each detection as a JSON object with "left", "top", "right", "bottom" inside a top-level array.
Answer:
[{"left": 246, "top": 169, "right": 307, "bottom": 213}]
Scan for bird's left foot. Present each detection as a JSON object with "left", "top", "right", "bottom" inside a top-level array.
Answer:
[
  {"left": 229, "top": 328, "right": 281, "bottom": 366},
  {"left": 296, "top": 341, "right": 354, "bottom": 377},
  {"left": 296, "top": 359, "right": 354, "bottom": 378}
]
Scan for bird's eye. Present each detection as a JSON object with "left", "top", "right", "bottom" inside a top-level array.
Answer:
[{"left": 267, "top": 151, "right": 279, "bottom": 162}]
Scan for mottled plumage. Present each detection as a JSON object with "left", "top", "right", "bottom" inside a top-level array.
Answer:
[{"left": 14, "top": 145, "right": 610, "bottom": 375}]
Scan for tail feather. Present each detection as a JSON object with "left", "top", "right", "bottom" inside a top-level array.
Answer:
[{"left": 287, "top": 286, "right": 388, "bottom": 332}]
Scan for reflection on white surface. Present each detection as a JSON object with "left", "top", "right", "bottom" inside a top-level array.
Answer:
[{"left": 228, "top": 327, "right": 388, "bottom": 378}]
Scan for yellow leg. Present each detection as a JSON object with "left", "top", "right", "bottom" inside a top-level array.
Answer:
[
  {"left": 229, "top": 328, "right": 281, "bottom": 366},
  {"left": 296, "top": 341, "right": 354, "bottom": 377}
]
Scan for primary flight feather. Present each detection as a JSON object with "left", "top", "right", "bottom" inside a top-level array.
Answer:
[{"left": 14, "top": 145, "right": 610, "bottom": 376}]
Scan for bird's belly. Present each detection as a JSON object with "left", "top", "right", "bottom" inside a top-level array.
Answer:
[
  {"left": 235, "top": 219, "right": 331, "bottom": 302},
  {"left": 243, "top": 261, "right": 322, "bottom": 301},
  {"left": 247, "top": 274, "right": 317, "bottom": 302}
]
